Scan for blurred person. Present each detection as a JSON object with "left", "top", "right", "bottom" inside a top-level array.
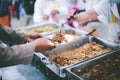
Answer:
[
  {"left": 0, "top": 24, "right": 55, "bottom": 67},
  {"left": 0, "top": 0, "right": 11, "bottom": 27},
  {"left": 23, "top": 0, "right": 35, "bottom": 26},
  {"left": 13, "top": 0, "right": 21, "bottom": 20},
  {"left": 8, "top": 1, "right": 14, "bottom": 17},
  {"left": 33, "top": 0, "right": 69, "bottom": 24},
  {"left": 73, "top": 0, "right": 120, "bottom": 43},
  {"left": 81, "top": 0, "right": 108, "bottom": 39}
]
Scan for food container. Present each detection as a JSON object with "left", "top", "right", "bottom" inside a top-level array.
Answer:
[
  {"left": 15, "top": 23, "right": 59, "bottom": 35},
  {"left": 44, "top": 28, "right": 87, "bottom": 44},
  {"left": 32, "top": 36, "right": 118, "bottom": 79},
  {"left": 66, "top": 48, "right": 120, "bottom": 80}
]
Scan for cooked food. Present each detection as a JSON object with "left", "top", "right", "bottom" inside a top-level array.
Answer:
[
  {"left": 22, "top": 26, "right": 57, "bottom": 33},
  {"left": 75, "top": 54, "right": 120, "bottom": 80},
  {"left": 48, "top": 42, "right": 111, "bottom": 66},
  {"left": 50, "top": 30, "right": 68, "bottom": 44}
]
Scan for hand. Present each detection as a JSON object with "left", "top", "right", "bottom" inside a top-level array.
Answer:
[
  {"left": 74, "top": 12, "right": 89, "bottom": 26},
  {"left": 32, "top": 38, "right": 56, "bottom": 52},
  {"left": 73, "top": 8, "right": 98, "bottom": 26},
  {"left": 43, "top": 14, "right": 49, "bottom": 20},
  {"left": 51, "top": 9, "right": 59, "bottom": 17},
  {"left": 25, "top": 32, "right": 43, "bottom": 42}
]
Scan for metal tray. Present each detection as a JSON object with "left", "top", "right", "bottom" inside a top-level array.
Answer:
[
  {"left": 15, "top": 23, "right": 59, "bottom": 35},
  {"left": 44, "top": 28, "right": 87, "bottom": 44},
  {"left": 32, "top": 36, "right": 118, "bottom": 78},
  {"left": 66, "top": 48, "right": 120, "bottom": 80}
]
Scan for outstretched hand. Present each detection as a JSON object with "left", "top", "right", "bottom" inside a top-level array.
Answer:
[
  {"left": 25, "top": 32, "right": 43, "bottom": 42},
  {"left": 32, "top": 38, "right": 56, "bottom": 52}
]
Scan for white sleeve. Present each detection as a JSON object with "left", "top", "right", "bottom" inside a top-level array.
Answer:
[
  {"left": 93, "top": 0, "right": 111, "bottom": 25},
  {"left": 33, "top": 0, "right": 43, "bottom": 24}
]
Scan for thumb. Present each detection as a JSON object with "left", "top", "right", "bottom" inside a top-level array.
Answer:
[{"left": 48, "top": 40, "right": 56, "bottom": 48}]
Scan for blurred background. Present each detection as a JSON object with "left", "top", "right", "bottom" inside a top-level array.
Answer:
[{"left": 0, "top": 0, "right": 87, "bottom": 28}]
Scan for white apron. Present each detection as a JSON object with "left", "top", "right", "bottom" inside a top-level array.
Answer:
[{"left": 108, "top": 12, "right": 120, "bottom": 43}]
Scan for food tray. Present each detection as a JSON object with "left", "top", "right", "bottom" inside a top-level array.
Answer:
[
  {"left": 15, "top": 23, "right": 59, "bottom": 35},
  {"left": 32, "top": 36, "right": 118, "bottom": 78},
  {"left": 44, "top": 28, "right": 87, "bottom": 44},
  {"left": 66, "top": 48, "right": 120, "bottom": 80}
]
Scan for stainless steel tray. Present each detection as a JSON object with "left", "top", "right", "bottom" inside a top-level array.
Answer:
[
  {"left": 32, "top": 36, "right": 118, "bottom": 78},
  {"left": 44, "top": 28, "right": 87, "bottom": 44},
  {"left": 15, "top": 23, "right": 59, "bottom": 35},
  {"left": 66, "top": 48, "right": 120, "bottom": 80}
]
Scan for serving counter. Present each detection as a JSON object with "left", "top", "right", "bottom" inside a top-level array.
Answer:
[{"left": 8, "top": 23, "right": 120, "bottom": 80}]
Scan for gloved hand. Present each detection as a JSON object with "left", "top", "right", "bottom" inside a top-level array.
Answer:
[{"left": 32, "top": 38, "right": 56, "bottom": 52}]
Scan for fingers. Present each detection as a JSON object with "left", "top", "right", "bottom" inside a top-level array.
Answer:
[
  {"left": 47, "top": 40, "right": 56, "bottom": 49},
  {"left": 35, "top": 33, "right": 43, "bottom": 38},
  {"left": 26, "top": 37, "right": 34, "bottom": 42}
]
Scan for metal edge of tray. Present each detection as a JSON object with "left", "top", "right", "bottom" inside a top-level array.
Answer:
[
  {"left": 65, "top": 48, "right": 120, "bottom": 80},
  {"left": 31, "top": 52, "right": 67, "bottom": 80},
  {"left": 14, "top": 23, "right": 59, "bottom": 32},
  {"left": 32, "top": 36, "right": 119, "bottom": 78},
  {"left": 43, "top": 27, "right": 87, "bottom": 39}
]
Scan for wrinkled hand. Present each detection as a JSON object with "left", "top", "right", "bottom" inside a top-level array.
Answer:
[
  {"left": 32, "top": 38, "right": 56, "bottom": 52},
  {"left": 25, "top": 32, "right": 43, "bottom": 42}
]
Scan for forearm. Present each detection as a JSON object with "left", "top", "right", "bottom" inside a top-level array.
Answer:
[
  {"left": 0, "top": 43, "right": 35, "bottom": 67},
  {"left": 0, "top": 25, "right": 26, "bottom": 44},
  {"left": 74, "top": 8, "right": 99, "bottom": 26}
]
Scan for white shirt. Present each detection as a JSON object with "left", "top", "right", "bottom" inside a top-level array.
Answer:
[
  {"left": 33, "top": 0, "right": 69, "bottom": 24},
  {"left": 94, "top": 0, "right": 120, "bottom": 43},
  {"left": 76, "top": 0, "right": 86, "bottom": 10},
  {"left": 86, "top": 0, "right": 100, "bottom": 10},
  {"left": 94, "top": 0, "right": 120, "bottom": 24}
]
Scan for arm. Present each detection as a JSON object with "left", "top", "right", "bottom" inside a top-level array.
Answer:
[
  {"left": 74, "top": 0, "right": 110, "bottom": 26},
  {"left": 0, "top": 43, "right": 35, "bottom": 67},
  {"left": 0, "top": 25, "right": 26, "bottom": 44},
  {"left": 0, "top": 38, "right": 55, "bottom": 67},
  {"left": 74, "top": 8, "right": 99, "bottom": 26}
]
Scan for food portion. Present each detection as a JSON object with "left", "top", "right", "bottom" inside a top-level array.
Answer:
[
  {"left": 48, "top": 42, "right": 111, "bottom": 66},
  {"left": 74, "top": 54, "right": 120, "bottom": 80},
  {"left": 22, "top": 25, "right": 57, "bottom": 33},
  {"left": 50, "top": 29, "right": 78, "bottom": 44},
  {"left": 50, "top": 30, "right": 67, "bottom": 44}
]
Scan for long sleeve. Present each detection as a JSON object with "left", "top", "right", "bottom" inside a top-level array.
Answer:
[
  {"left": 0, "top": 25, "right": 26, "bottom": 44},
  {"left": 0, "top": 25, "right": 35, "bottom": 67},
  {"left": 93, "top": 0, "right": 111, "bottom": 25},
  {"left": 0, "top": 43, "right": 35, "bottom": 67}
]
